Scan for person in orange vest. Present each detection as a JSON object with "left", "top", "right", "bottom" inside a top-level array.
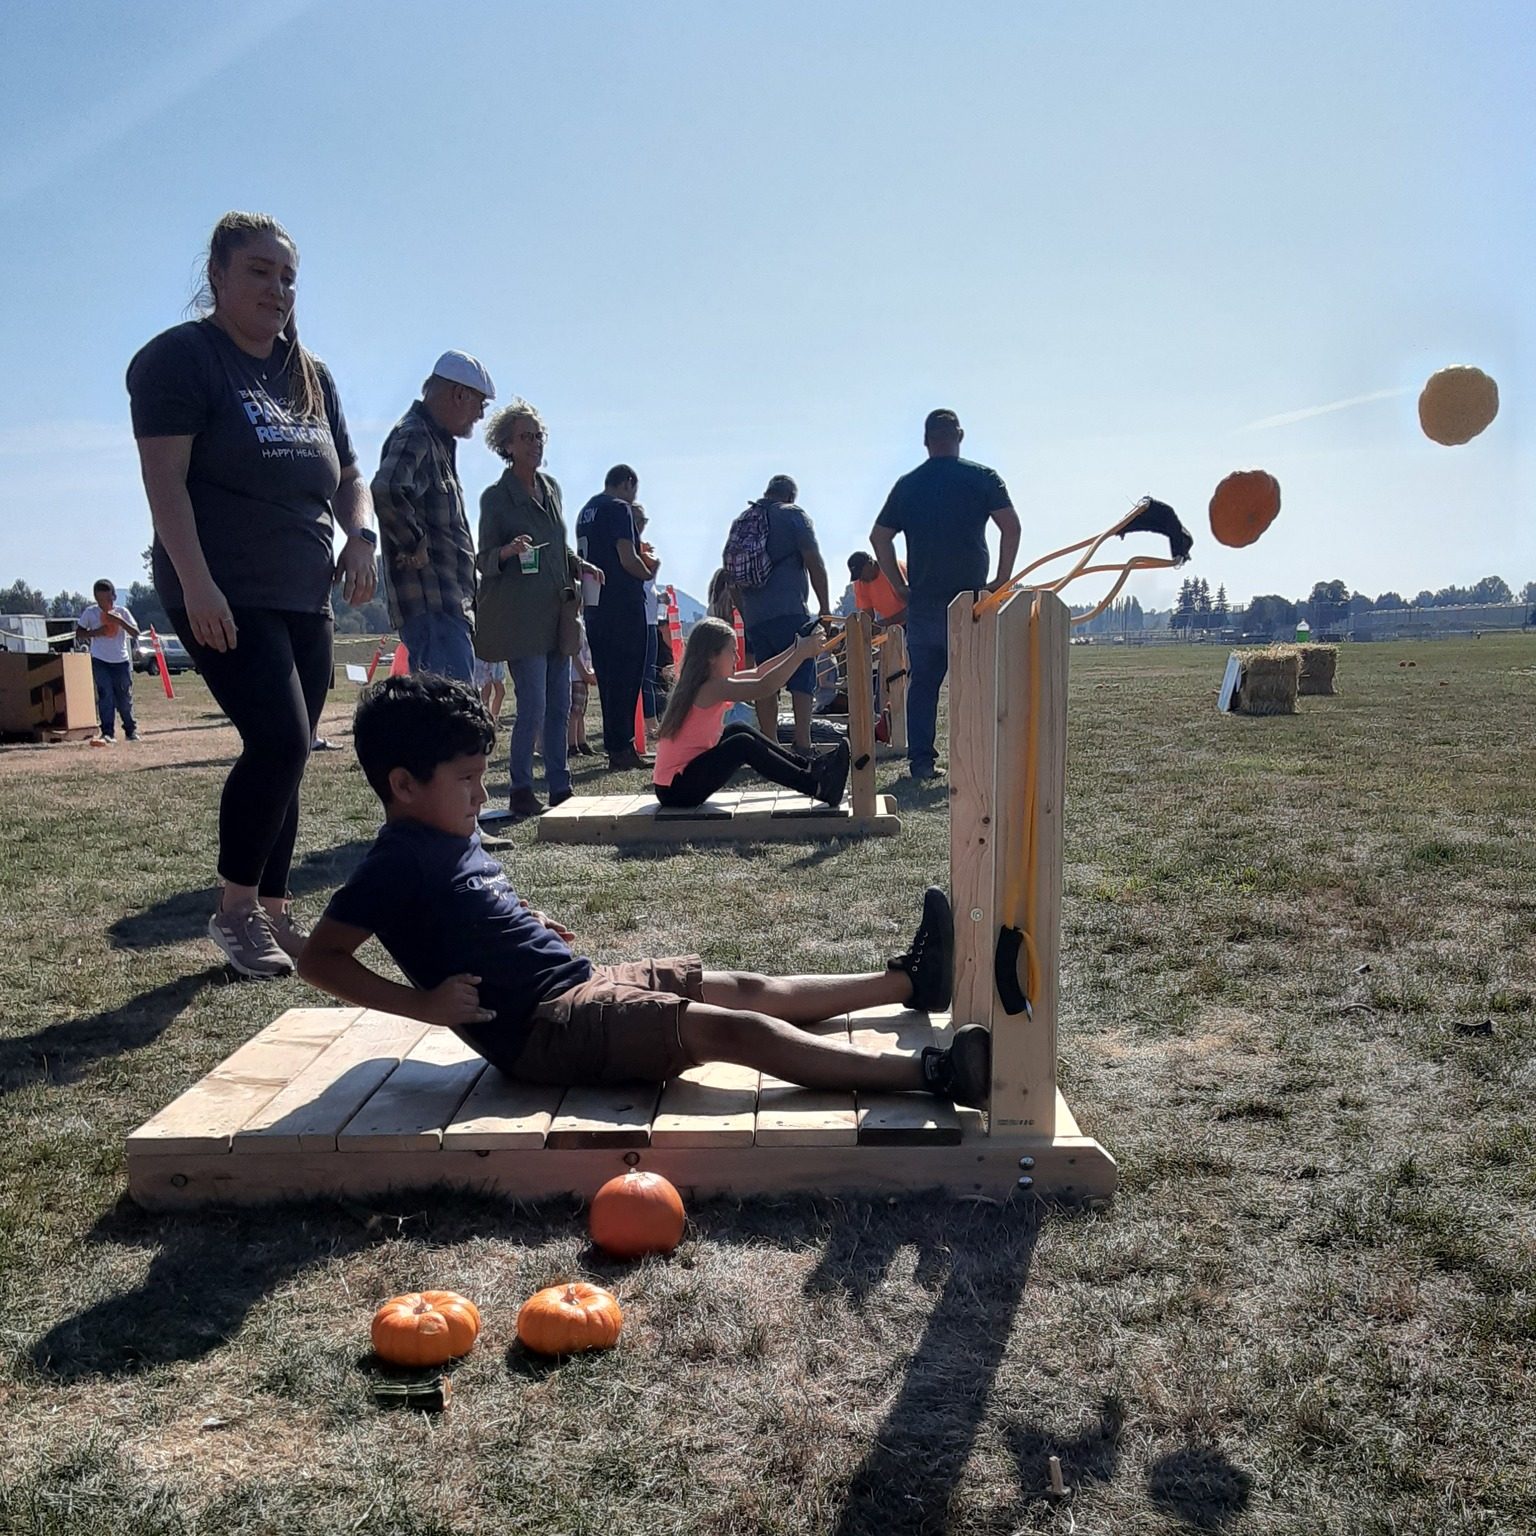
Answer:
[{"left": 847, "top": 551, "right": 908, "bottom": 628}]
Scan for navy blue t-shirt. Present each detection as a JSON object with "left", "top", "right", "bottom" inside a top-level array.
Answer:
[
  {"left": 875, "top": 457, "right": 1011, "bottom": 611},
  {"left": 324, "top": 820, "right": 591, "bottom": 1060},
  {"left": 575, "top": 494, "right": 645, "bottom": 621},
  {"left": 734, "top": 500, "right": 817, "bottom": 628}
]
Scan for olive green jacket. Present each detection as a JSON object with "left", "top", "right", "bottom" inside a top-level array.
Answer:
[{"left": 474, "top": 468, "right": 579, "bottom": 662}]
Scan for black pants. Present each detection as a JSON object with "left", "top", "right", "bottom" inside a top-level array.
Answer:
[
  {"left": 654, "top": 723, "right": 817, "bottom": 808},
  {"left": 171, "top": 607, "right": 333, "bottom": 897},
  {"left": 587, "top": 608, "right": 647, "bottom": 758}
]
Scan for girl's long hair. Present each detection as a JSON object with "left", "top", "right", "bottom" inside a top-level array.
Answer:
[
  {"left": 193, "top": 210, "right": 326, "bottom": 423},
  {"left": 657, "top": 618, "right": 735, "bottom": 740}
]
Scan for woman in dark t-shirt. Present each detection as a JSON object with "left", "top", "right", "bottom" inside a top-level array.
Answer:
[{"left": 128, "top": 210, "right": 378, "bottom": 980}]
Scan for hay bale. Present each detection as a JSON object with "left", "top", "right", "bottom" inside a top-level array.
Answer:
[
  {"left": 1219, "top": 646, "right": 1299, "bottom": 715},
  {"left": 1297, "top": 644, "right": 1338, "bottom": 696}
]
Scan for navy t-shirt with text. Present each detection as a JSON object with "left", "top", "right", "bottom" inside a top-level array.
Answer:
[
  {"left": 324, "top": 819, "right": 591, "bottom": 1064},
  {"left": 127, "top": 319, "right": 355, "bottom": 614},
  {"left": 575, "top": 494, "right": 645, "bottom": 621},
  {"left": 874, "top": 457, "right": 1011, "bottom": 611}
]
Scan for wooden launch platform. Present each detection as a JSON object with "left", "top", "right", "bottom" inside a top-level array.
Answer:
[
  {"left": 536, "top": 789, "right": 901, "bottom": 844},
  {"left": 125, "top": 1003, "right": 1111, "bottom": 1210}
]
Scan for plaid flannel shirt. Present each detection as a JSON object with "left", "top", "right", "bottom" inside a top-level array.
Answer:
[{"left": 372, "top": 401, "right": 476, "bottom": 626}]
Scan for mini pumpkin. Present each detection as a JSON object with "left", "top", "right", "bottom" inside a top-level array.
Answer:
[
  {"left": 371, "top": 1290, "right": 482, "bottom": 1367},
  {"left": 1419, "top": 365, "right": 1499, "bottom": 446},
  {"left": 1209, "top": 469, "right": 1281, "bottom": 549},
  {"left": 516, "top": 1282, "right": 624, "bottom": 1355},
  {"left": 589, "top": 1169, "right": 686, "bottom": 1258}
]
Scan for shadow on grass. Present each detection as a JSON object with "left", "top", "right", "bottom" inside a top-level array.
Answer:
[
  {"left": 29, "top": 1199, "right": 374, "bottom": 1381},
  {"left": 106, "top": 837, "right": 374, "bottom": 950},
  {"left": 0, "top": 967, "right": 225, "bottom": 1098},
  {"left": 810, "top": 1198, "right": 1043, "bottom": 1535},
  {"left": 1146, "top": 1445, "right": 1254, "bottom": 1528}
]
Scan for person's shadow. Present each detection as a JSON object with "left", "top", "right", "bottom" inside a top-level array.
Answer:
[
  {"left": 0, "top": 967, "right": 224, "bottom": 1099},
  {"left": 106, "top": 838, "right": 374, "bottom": 952}
]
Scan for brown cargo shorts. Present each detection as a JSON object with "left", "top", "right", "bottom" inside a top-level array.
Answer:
[{"left": 505, "top": 954, "right": 705, "bottom": 1086}]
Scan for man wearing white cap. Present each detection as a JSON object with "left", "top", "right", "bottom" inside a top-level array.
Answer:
[{"left": 372, "top": 351, "right": 496, "bottom": 682}]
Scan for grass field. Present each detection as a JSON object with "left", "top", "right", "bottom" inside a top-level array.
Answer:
[{"left": 1, "top": 634, "right": 1533, "bottom": 1535}]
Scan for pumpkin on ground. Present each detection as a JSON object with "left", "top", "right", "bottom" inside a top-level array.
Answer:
[
  {"left": 588, "top": 1169, "right": 686, "bottom": 1258},
  {"left": 1209, "top": 469, "right": 1281, "bottom": 549},
  {"left": 516, "top": 1282, "right": 624, "bottom": 1355},
  {"left": 1419, "top": 365, "right": 1499, "bottom": 446},
  {"left": 371, "top": 1290, "right": 482, "bottom": 1367}
]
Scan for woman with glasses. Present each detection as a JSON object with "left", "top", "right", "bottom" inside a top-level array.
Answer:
[{"left": 475, "top": 401, "right": 598, "bottom": 821}]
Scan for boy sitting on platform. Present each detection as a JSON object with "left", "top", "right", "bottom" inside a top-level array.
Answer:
[{"left": 298, "top": 675, "right": 990, "bottom": 1106}]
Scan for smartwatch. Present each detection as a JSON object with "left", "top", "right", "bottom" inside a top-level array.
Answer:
[{"left": 350, "top": 527, "right": 378, "bottom": 547}]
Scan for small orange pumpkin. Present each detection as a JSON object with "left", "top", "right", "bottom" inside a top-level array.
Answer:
[
  {"left": 589, "top": 1169, "right": 686, "bottom": 1258},
  {"left": 516, "top": 1282, "right": 624, "bottom": 1355},
  {"left": 1419, "top": 365, "right": 1499, "bottom": 446},
  {"left": 1209, "top": 469, "right": 1281, "bottom": 549},
  {"left": 371, "top": 1290, "right": 481, "bottom": 1367}
]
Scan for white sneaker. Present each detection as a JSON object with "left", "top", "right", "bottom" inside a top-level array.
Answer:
[
  {"left": 208, "top": 905, "right": 295, "bottom": 979},
  {"left": 269, "top": 909, "right": 308, "bottom": 960}
]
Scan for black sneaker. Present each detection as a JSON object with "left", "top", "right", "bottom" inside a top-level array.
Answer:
[
  {"left": 814, "top": 739, "right": 850, "bottom": 807},
  {"left": 920, "top": 1024, "right": 991, "bottom": 1108},
  {"left": 888, "top": 885, "right": 953, "bottom": 1012}
]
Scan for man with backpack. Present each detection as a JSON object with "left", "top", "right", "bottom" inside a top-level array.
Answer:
[{"left": 722, "top": 474, "right": 831, "bottom": 752}]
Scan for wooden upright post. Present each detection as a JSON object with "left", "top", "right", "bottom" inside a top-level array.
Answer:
[
  {"left": 987, "top": 590, "right": 1067, "bottom": 1135},
  {"left": 845, "top": 610, "right": 877, "bottom": 818},
  {"left": 880, "top": 623, "right": 909, "bottom": 752},
  {"left": 947, "top": 592, "right": 999, "bottom": 1028}
]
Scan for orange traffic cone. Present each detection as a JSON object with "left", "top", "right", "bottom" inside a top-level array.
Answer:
[
  {"left": 389, "top": 642, "right": 410, "bottom": 677},
  {"left": 634, "top": 694, "right": 647, "bottom": 754}
]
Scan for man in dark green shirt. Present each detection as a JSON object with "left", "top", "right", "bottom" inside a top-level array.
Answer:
[{"left": 871, "top": 409, "right": 1020, "bottom": 779}]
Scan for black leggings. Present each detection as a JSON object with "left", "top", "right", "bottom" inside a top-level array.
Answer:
[
  {"left": 171, "top": 607, "right": 333, "bottom": 897},
  {"left": 654, "top": 722, "right": 817, "bottom": 808}
]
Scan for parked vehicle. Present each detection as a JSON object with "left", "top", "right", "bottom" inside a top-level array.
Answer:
[{"left": 132, "top": 634, "right": 196, "bottom": 674}]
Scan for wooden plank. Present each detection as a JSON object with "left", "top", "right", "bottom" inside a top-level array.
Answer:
[
  {"left": 755, "top": 1015, "right": 857, "bottom": 1145},
  {"left": 654, "top": 791, "right": 737, "bottom": 821},
  {"left": 733, "top": 789, "right": 782, "bottom": 819},
  {"left": 772, "top": 789, "right": 848, "bottom": 818},
  {"left": 128, "top": 1120, "right": 1117, "bottom": 1211},
  {"left": 850, "top": 1006, "right": 961, "bottom": 1145},
  {"left": 442, "top": 1069, "right": 563, "bottom": 1150},
  {"left": 948, "top": 590, "right": 999, "bottom": 1030},
  {"left": 336, "top": 1029, "right": 487, "bottom": 1152},
  {"left": 126, "top": 1008, "right": 361, "bottom": 1156},
  {"left": 882, "top": 623, "right": 909, "bottom": 753},
  {"left": 651, "top": 1059, "right": 760, "bottom": 1147},
  {"left": 988, "top": 590, "right": 1065, "bottom": 1136},
  {"left": 545, "top": 1082, "right": 659, "bottom": 1148},
  {"left": 846, "top": 609, "right": 877, "bottom": 818},
  {"left": 231, "top": 1010, "right": 430, "bottom": 1154}
]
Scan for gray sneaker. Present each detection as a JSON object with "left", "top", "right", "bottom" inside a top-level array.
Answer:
[{"left": 208, "top": 905, "right": 295, "bottom": 979}]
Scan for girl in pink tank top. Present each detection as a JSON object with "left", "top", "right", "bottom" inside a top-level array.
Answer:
[{"left": 653, "top": 618, "right": 849, "bottom": 810}]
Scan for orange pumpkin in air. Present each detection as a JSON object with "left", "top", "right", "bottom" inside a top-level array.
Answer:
[
  {"left": 516, "top": 1282, "right": 624, "bottom": 1355},
  {"left": 1418, "top": 365, "right": 1499, "bottom": 446},
  {"left": 370, "top": 1290, "right": 481, "bottom": 1367},
  {"left": 1209, "top": 469, "right": 1281, "bottom": 549},
  {"left": 589, "top": 1169, "right": 687, "bottom": 1258}
]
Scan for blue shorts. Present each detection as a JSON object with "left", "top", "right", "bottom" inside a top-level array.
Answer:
[{"left": 744, "top": 613, "right": 815, "bottom": 695}]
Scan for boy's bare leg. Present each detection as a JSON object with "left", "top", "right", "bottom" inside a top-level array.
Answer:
[
  {"left": 701, "top": 969, "right": 912, "bottom": 1025},
  {"left": 680, "top": 1003, "right": 925, "bottom": 1092}
]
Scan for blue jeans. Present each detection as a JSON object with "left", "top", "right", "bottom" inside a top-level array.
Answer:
[
  {"left": 641, "top": 618, "right": 659, "bottom": 719},
  {"left": 905, "top": 604, "right": 949, "bottom": 775},
  {"left": 508, "top": 650, "right": 572, "bottom": 796},
  {"left": 399, "top": 611, "right": 475, "bottom": 683},
  {"left": 92, "top": 657, "right": 136, "bottom": 739}
]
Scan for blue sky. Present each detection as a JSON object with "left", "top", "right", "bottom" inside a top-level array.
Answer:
[{"left": 1, "top": 0, "right": 1530, "bottom": 612}]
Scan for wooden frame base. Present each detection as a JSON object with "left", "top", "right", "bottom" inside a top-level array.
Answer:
[{"left": 128, "top": 1113, "right": 1116, "bottom": 1211}]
